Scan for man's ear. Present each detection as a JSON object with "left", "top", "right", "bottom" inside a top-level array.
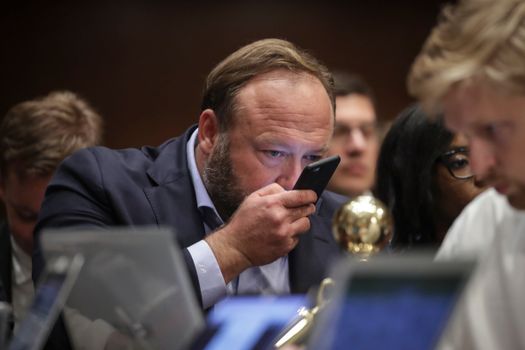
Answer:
[{"left": 197, "top": 109, "right": 219, "bottom": 156}]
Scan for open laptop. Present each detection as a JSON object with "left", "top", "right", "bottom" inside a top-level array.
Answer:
[
  {"left": 191, "top": 295, "right": 308, "bottom": 350},
  {"left": 40, "top": 227, "right": 205, "bottom": 350},
  {"left": 8, "top": 254, "right": 84, "bottom": 350},
  {"left": 307, "top": 254, "right": 474, "bottom": 350}
]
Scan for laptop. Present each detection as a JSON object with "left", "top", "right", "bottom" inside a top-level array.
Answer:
[
  {"left": 191, "top": 295, "right": 308, "bottom": 350},
  {"left": 8, "top": 254, "right": 84, "bottom": 350},
  {"left": 307, "top": 254, "right": 474, "bottom": 350},
  {"left": 40, "top": 227, "right": 205, "bottom": 350}
]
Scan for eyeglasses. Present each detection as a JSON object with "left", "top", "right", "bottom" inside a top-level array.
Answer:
[{"left": 437, "top": 147, "right": 474, "bottom": 180}]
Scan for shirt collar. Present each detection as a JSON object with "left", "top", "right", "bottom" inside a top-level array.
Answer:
[
  {"left": 186, "top": 128, "right": 223, "bottom": 222},
  {"left": 10, "top": 236, "right": 32, "bottom": 285}
]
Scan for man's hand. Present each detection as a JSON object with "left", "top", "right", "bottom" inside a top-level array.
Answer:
[{"left": 205, "top": 183, "right": 317, "bottom": 283}]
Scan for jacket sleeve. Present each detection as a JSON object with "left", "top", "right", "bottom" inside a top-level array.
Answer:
[{"left": 33, "top": 148, "right": 114, "bottom": 282}]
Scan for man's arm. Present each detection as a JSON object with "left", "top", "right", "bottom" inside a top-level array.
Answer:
[{"left": 33, "top": 148, "right": 118, "bottom": 282}]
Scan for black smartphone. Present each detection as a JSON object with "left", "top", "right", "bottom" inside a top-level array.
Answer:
[{"left": 293, "top": 155, "right": 341, "bottom": 201}]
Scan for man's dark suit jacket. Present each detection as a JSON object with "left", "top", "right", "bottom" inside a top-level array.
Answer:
[{"left": 33, "top": 125, "right": 348, "bottom": 348}]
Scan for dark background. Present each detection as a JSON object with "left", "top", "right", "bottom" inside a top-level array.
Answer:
[{"left": 1, "top": 0, "right": 452, "bottom": 148}]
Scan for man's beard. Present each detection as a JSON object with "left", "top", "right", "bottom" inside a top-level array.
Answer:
[{"left": 202, "top": 133, "right": 248, "bottom": 220}]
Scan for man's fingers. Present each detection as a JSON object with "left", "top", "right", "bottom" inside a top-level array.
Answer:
[
  {"left": 288, "top": 203, "right": 316, "bottom": 221},
  {"left": 255, "top": 182, "right": 285, "bottom": 197},
  {"left": 280, "top": 189, "right": 317, "bottom": 208},
  {"left": 288, "top": 216, "right": 312, "bottom": 236}
]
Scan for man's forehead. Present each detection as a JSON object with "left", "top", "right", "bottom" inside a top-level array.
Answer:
[
  {"left": 442, "top": 84, "right": 486, "bottom": 131},
  {"left": 256, "top": 132, "right": 330, "bottom": 152},
  {"left": 442, "top": 81, "right": 525, "bottom": 132}
]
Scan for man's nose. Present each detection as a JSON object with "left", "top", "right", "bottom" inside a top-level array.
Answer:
[
  {"left": 277, "top": 159, "right": 303, "bottom": 190},
  {"left": 470, "top": 138, "right": 497, "bottom": 178},
  {"left": 473, "top": 174, "right": 488, "bottom": 188},
  {"left": 345, "top": 128, "right": 366, "bottom": 154}
]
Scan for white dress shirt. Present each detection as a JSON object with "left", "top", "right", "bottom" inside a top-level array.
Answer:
[{"left": 10, "top": 237, "right": 34, "bottom": 331}]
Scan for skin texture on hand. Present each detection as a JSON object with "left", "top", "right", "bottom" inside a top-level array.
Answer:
[{"left": 205, "top": 183, "right": 317, "bottom": 283}]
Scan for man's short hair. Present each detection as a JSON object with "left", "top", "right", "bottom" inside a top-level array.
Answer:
[
  {"left": 201, "top": 38, "right": 335, "bottom": 131},
  {"left": 332, "top": 71, "right": 375, "bottom": 98},
  {"left": 0, "top": 91, "right": 103, "bottom": 177},
  {"left": 408, "top": 0, "right": 525, "bottom": 111}
]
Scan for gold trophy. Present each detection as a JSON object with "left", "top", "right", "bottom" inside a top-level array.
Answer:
[
  {"left": 332, "top": 195, "right": 393, "bottom": 261},
  {"left": 273, "top": 194, "right": 393, "bottom": 349}
]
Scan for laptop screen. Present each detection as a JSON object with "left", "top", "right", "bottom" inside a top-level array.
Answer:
[
  {"left": 308, "top": 255, "right": 473, "bottom": 350},
  {"left": 192, "top": 295, "right": 308, "bottom": 350}
]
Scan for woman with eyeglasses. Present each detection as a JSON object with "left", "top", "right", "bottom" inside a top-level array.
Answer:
[{"left": 374, "top": 104, "right": 488, "bottom": 249}]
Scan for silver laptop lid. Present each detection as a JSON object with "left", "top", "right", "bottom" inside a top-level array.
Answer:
[{"left": 40, "top": 227, "right": 204, "bottom": 350}]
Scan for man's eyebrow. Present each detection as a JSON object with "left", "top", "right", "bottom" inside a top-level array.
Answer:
[{"left": 316, "top": 145, "right": 330, "bottom": 154}]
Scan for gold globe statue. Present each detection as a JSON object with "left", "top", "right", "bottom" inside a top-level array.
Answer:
[{"left": 332, "top": 194, "right": 393, "bottom": 260}]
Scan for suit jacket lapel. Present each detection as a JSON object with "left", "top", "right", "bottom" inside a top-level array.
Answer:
[
  {"left": 143, "top": 181, "right": 205, "bottom": 248},
  {"left": 143, "top": 125, "right": 206, "bottom": 248}
]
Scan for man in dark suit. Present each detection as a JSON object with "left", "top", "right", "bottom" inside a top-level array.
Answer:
[
  {"left": 34, "top": 39, "right": 347, "bottom": 320},
  {"left": 0, "top": 91, "right": 103, "bottom": 335}
]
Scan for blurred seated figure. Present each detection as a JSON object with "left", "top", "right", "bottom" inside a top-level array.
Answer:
[
  {"left": 374, "top": 104, "right": 487, "bottom": 249},
  {"left": 326, "top": 72, "right": 379, "bottom": 197},
  {"left": 0, "top": 91, "right": 103, "bottom": 331},
  {"left": 408, "top": 0, "right": 525, "bottom": 347}
]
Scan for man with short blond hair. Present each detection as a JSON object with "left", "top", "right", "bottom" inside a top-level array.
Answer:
[{"left": 409, "top": 0, "right": 525, "bottom": 348}]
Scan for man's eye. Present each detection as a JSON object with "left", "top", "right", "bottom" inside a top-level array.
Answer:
[
  {"left": 360, "top": 125, "right": 377, "bottom": 138},
  {"left": 485, "top": 124, "right": 498, "bottom": 137},
  {"left": 304, "top": 155, "right": 322, "bottom": 163},
  {"left": 265, "top": 150, "right": 285, "bottom": 158},
  {"left": 483, "top": 122, "right": 511, "bottom": 142},
  {"left": 333, "top": 125, "right": 349, "bottom": 138}
]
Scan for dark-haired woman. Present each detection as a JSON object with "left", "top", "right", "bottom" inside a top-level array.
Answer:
[{"left": 374, "top": 104, "right": 488, "bottom": 249}]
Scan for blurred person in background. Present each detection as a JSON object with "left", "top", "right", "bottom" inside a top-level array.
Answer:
[
  {"left": 326, "top": 72, "right": 379, "bottom": 197},
  {"left": 374, "top": 104, "right": 487, "bottom": 250},
  {"left": 409, "top": 0, "right": 525, "bottom": 347},
  {"left": 0, "top": 91, "right": 103, "bottom": 333}
]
